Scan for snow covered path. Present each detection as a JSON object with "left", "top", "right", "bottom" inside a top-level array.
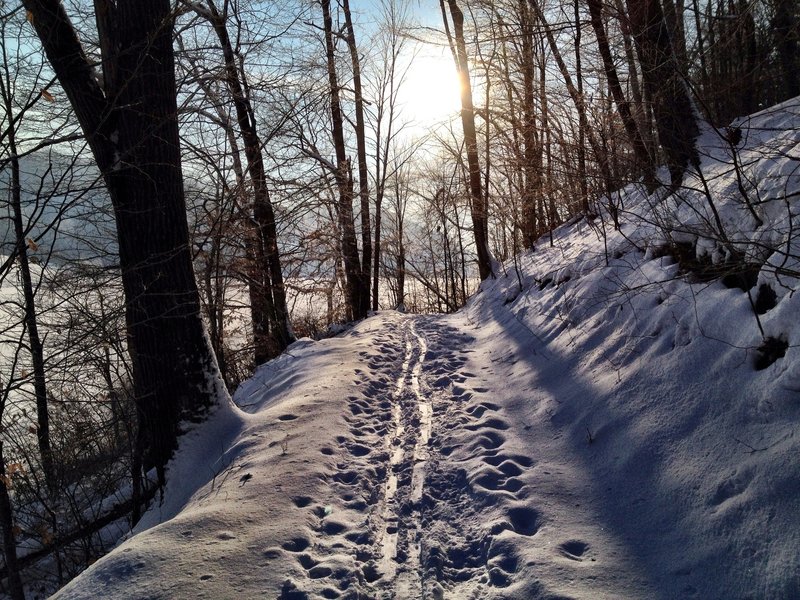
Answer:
[
  {"left": 54, "top": 301, "right": 798, "bottom": 599},
  {"left": 58, "top": 309, "right": 631, "bottom": 600}
]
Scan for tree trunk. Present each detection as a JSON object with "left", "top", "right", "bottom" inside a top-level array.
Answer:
[
  {"left": 395, "top": 178, "right": 407, "bottom": 308},
  {"left": 772, "top": 0, "right": 799, "bottom": 99},
  {"left": 442, "top": 0, "right": 493, "bottom": 280},
  {"left": 519, "top": 0, "right": 541, "bottom": 247},
  {"left": 662, "top": 0, "right": 687, "bottom": 74},
  {"left": 371, "top": 6, "right": 405, "bottom": 312},
  {"left": 529, "top": 0, "right": 614, "bottom": 202},
  {"left": 321, "top": 0, "right": 364, "bottom": 320},
  {"left": 342, "top": 0, "right": 371, "bottom": 318},
  {"left": 587, "top": 0, "right": 657, "bottom": 191},
  {"left": 3, "top": 108, "right": 54, "bottom": 490},
  {"left": 200, "top": 1, "right": 294, "bottom": 363},
  {"left": 0, "top": 442, "right": 24, "bottom": 600},
  {"left": 574, "top": 0, "right": 589, "bottom": 213},
  {"left": 626, "top": 0, "right": 700, "bottom": 186},
  {"left": 25, "top": 0, "right": 228, "bottom": 482}
]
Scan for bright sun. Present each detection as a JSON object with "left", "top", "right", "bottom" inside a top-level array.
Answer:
[{"left": 400, "top": 50, "right": 462, "bottom": 130}]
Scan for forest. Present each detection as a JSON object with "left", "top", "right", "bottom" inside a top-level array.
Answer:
[{"left": 0, "top": 0, "right": 798, "bottom": 597}]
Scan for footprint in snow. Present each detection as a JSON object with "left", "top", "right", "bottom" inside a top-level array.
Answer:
[
  {"left": 292, "top": 496, "right": 313, "bottom": 508},
  {"left": 465, "top": 417, "right": 510, "bottom": 431},
  {"left": 281, "top": 537, "right": 311, "bottom": 552},
  {"left": 345, "top": 442, "right": 371, "bottom": 457},
  {"left": 507, "top": 506, "right": 541, "bottom": 536},
  {"left": 296, "top": 553, "right": 318, "bottom": 569},
  {"left": 558, "top": 540, "right": 590, "bottom": 561},
  {"left": 709, "top": 470, "right": 752, "bottom": 507},
  {"left": 470, "top": 430, "right": 505, "bottom": 451},
  {"left": 483, "top": 453, "right": 534, "bottom": 469}
]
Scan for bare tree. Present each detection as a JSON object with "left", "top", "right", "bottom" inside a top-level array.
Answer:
[
  {"left": 368, "top": 0, "right": 411, "bottom": 310},
  {"left": 625, "top": 0, "right": 699, "bottom": 186},
  {"left": 24, "top": 0, "right": 228, "bottom": 485},
  {"left": 342, "top": 0, "right": 372, "bottom": 317},
  {"left": 586, "top": 0, "right": 657, "bottom": 191},
  {"left": 0, "top": 22, "right": 54, "bottom": 491},
  {"left": 441, "top": 0, "right": 494, "bottom": 280},
  {"left": 319, "top": 0, "right": 367, "bottom": 320},
  {"left": 181, "top": 0, "right": 295, "bottom": 365}
]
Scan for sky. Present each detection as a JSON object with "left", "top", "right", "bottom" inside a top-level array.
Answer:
[{"left": 348, "top": 0, "right": 464, "bottom": 137}]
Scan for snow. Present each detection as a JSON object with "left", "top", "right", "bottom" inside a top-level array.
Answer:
[{"left": 48, "top": 100, "right": 800, "bottom": 598}]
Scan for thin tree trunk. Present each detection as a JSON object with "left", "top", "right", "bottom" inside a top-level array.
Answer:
[
  {"left": 614, "top": 0, "right": 653, "bottom": 150},
  {"left": 321, "top": 0, "right": 363, "bottom": 320},
  {"left": 691, "top": 0, "right": 709, "bottom": 102},
  {"left": 574, "top": 0, "right": 589, "bottom": 213},
  {"left": 662, "top": 0, "right": 687, "bottom": 74},
  {"left": 626, "top": 0, "right": 699, "bottom": 186},
  {"left": 0, "top": 441, "right": 24, "bottom": 600},
  {"left": 372, "top": 189, "right": 383, "bottom": 311},
  {"left": 200, "top": 1, "right": 294, "bottom": 362},
  {"left": 442, "top": 0, "right": 493, "bottom": 280},
  {"left": 587, "top": 0, "right": 657, "bottom": 191},
  {"left": 342, "top": 0, "right": 371, "bottom": 318},
  {"left": 519, "top": 0, "right": 541, "bottom": 247},
  {"left": 3, "top": 113, "right": 54, "bottom": 490},
  {"left": 773, "top": 0, "right": 799, "bottom": 98},
  {"left": 529, "top": 0, "right": 614, "bottom": 202}
]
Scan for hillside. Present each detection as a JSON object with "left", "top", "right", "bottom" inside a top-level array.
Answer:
[{"left": 46, "top": 99, "right": 800, "bottom": 599}]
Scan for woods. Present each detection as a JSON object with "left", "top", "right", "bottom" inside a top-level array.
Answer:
[{"left": 1, "top": 0, "right": 798, "bottom": 594}]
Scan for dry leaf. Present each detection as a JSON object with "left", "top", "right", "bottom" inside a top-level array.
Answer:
[
  {"left": 41, "top": 89, "right": 55, "bottom": 102},
  {"left": 27, "top": 237, "right": 38, "bottom": 251},
  {"left": 37, "top": 524, "right": 54, "bottom": 545}
]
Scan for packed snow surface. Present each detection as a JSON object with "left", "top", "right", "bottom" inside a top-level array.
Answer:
[{"left": 52, "top": 101, "right": 799, "bottom": 599}]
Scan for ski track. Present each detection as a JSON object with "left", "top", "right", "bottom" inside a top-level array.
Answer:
[{"left": 277, "top": 312, "right": 538, "bottom": 599}]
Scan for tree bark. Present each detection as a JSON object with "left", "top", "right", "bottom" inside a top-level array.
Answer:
[
  {"left": 24, "top": 0, "right": 227, "bottom": 482},
  {"left": 0, "top": 442, "right": 24, "bottom": 600},
  {"left": 519, "top": 0, "right": 541, "bottom": 247},
  {"left": 1, "top": 87, "right": 54, "bottom": 489},
  {"left": 626, "top": 0, "right": 699, "bottom": 186},
  {"left": 772, "top": 0, "right": 799, "bottom": 99},
  {"left": 198, "top": 0, "right": 295, "bottom": 363},
  {"left": 320, "top": 0, "right": 364, "bottom": 320},
  {"left": 587, "top": 0, "right": 657, "bottom": 191},
  {"left": 342, "top": 0, "right": 371, "bottom": 319},
  {"left": 442, "top": 0, "right": 493, "bottom": 280},
  {"left": 529, "top": 0, "right": 614, "bottom": 202}
]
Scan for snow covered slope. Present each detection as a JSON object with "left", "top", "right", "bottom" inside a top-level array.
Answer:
[{"left": 50, "top": 100, "right": 799, "bottom": 599}]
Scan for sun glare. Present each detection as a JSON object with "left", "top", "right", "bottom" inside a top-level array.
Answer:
[{"left": 400, "top": 51, "right": 462, "bottom": 130}]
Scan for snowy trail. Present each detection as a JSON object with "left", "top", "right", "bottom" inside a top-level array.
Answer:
[
  {"left": 298, "top": 312, "right": 544, "bottom": 598},
  {"left": 53, "top": 310, "right": 646, "bottom": 599},
  {"left": 375, "top": 319, "right": 429, "bottom": 596}
]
